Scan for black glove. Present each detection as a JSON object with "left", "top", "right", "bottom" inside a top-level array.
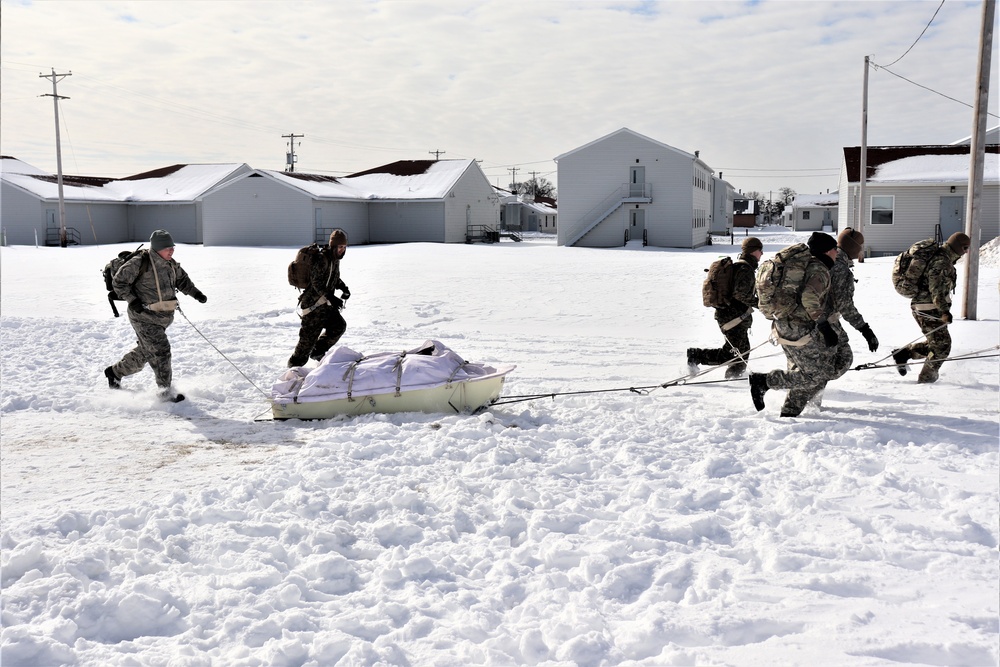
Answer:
[
  {"left": 191, "top": 290, "right": 208, "bottom": 304},
  {"left": 128, "top": 299, "right": 145, "bottom": 315},
  {"left": 341, "top": 286, "right": 351, "bottom": 301},
  {"left": 940, "top": 311, "right": 953, "bottom": 324},
  {"left": 859, "top": 324, "right": 879, "bottom": 352},
  {"left": 328, "top": 295, "right": 344, "bottom": 310},
  {"left": 816, "top": 321, "right": 838, "bottom": 348}
]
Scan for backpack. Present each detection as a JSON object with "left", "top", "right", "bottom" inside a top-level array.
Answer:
[
  {"left": 755, "top": 243, "right": 813, "bottom": 320},
  {"left": 702, "top": 256, "right": 737, "bottom": 308},
  {"left": 892, "top": 238, "right": 941, "bottom": 297},
  {"left": 102, "top": 245, "right": 149, "bottom": 317},
  {"left": 287, "top": 244, "right": 324, "bottom": 289}
]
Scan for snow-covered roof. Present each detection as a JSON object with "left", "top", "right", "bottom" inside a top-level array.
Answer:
[
  {"left": 109, "top": 164, "right": 250, "bottom": 202},
  {"left": 791, "top": 193, "right": 839, "bottom": 207},
  {"left": 1, "top": 158, "right": 479, "bottom": 204},
  {"left": 0, "top": 160, "right": 249, "bottom": 203},
  {"left": 843, "top": 145, "right": 1000, "bottom": 184},
  {"left": 261, "top": 159, "right": 476, "bottom": 200},
  {"left": 870, "top": 153, "right": 999, "bottom": 184}
]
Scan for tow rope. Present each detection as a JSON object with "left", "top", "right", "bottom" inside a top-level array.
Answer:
[{"left": 177, "top": 306, "right": 271, "bottom": 399}]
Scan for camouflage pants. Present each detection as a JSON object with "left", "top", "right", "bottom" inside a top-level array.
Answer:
[
  {"left": 113, "top": 313, "right": 173, "bottom": 388},
  {"left": 289, "top": 304, "right": 347, "bottom": 367},
  {"left": 830, "top": 321, "right": 853, "bottom": 380},
  {"left": 688, "top": 314, "right": 752, "bottom": 377},
  {"left": 905, "top": 307, "right": 951, "bottom": 383},
  {"left": 765, "top": 324, "right": 839, "bottom": 417}
]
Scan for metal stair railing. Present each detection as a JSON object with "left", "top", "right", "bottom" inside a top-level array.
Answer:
[{"left": 565, "top": 183, "right": 651, "bottom": 247}]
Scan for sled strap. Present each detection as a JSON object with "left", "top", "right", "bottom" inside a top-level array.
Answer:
[
  {"left": 911, "top": 302, "right": 938, "bottom": 312},
  {"left": 771, "top": 322, "right": 812, "bottom": 347},
  {"left": 446, "top": 361, "right": 469, "bottom": 388},
  {"left": 721, "top": 309, "right": 752, "bottom": 332},
  {"left": 342, "top": 356, "right": 367, "bottom": 402},
  {"left": 300, "top": 295, "right": 329, "bottom": 318},
  {"left": 393, "top": 352, "right": 407, "bottom": 397}
]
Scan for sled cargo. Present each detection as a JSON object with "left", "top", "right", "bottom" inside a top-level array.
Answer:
[{"left": 270, "top": 340, "right": 514, "bottom": 420}]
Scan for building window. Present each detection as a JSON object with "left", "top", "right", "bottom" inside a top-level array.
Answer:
[
  {"left": 871, "top": 195, "right": 894, "bottom": 225},
  {"left": 802, "top": 211, "right": 811, "bottom": 220}
]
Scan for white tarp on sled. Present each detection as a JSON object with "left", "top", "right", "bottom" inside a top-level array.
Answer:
[{"left": 270, "top": 340, "right": 515, "bottom": 420}]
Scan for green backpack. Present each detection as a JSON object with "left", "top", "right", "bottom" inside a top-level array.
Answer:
[
  {"left": 892, "top": 238, "right": 941, "bottom": 297},
  {"left": 755, "top": 243, "right": 813, "bottom": 320}
]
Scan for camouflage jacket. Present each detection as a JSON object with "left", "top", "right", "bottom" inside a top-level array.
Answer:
[
  {"left": 113, "top": 250, "right": 199, "bottom": 324},
  {"left": 826, "top": 249, "right": 867, "bottom": 331},
  {"left": 912, "top": 243, "right": 960, "bottom": 313},
  {"left": 299, "top": 247, "right": 348, "bottom": 309}
]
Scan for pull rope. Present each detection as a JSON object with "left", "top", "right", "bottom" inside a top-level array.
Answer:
[
  {"left": 492, "top": 339, "right": 775, "bottom": 407},
  {"left": 177, "top": 306, "right": 271, "bottom": 399},
  {"left": 852, "top": 345, "right": 1000, "bottom": 373}
]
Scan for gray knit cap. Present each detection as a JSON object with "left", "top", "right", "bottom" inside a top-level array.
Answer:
[{"left": 150, "top": 229, "right": 175, "bottom": 251}]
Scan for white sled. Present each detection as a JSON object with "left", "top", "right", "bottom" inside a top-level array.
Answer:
[{"left": 270, "top": 340, "right": 515, "bottom": 420}]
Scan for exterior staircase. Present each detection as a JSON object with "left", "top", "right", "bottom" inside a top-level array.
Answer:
[{"left": 565, "top": 183, "right": 651, "bottom": 246}]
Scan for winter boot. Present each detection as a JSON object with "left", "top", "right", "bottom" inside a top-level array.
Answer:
[
  {"left": 287, "top": 354, "right": 308, "bottom": 368},
  {"left": 891, "top": 348, "right": 911, "bottom": 376},
  {"left": 104, "top": 366, "right": 121, "bottom": 389},
  {"left": 158, "top": 388, "right": 185, "bottom": 403},
  {"left": 917, "top": 355, "right": 940, "bottom": 384},
  {"left": 749, "top": 373, "right": 769, "bottom": 412},
  {"left": 725, "top": 362, "right": 747, "bottom": 379}
]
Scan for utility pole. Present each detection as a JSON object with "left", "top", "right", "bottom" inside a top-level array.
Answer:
[
  {"left": 857, "top": 55, "right": 871, "bottom": 263},
  {"left": 40, "top": 68, "right": 71, "bottom": 247},
  {"left": 961, "top": 0, "right": 995, "bottom": 321},
  {"left": 507, "top": 167, "right": 519, "bottom": 192},
  {"left": 283, "top": 133, "right": 303, "bottom": 172},
  {"left": 428, "top": 149, "right": 446, "bottom": 160}
]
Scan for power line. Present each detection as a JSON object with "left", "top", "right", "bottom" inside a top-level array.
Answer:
[
  {"left": 882, "top": 0, "right": 945, "bottom": 68},
  {"left": 871, "top": 64, "right": 1000, "bottom": 119}
]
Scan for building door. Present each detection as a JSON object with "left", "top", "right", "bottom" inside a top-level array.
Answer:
[
  {"left": 939, "top": 196, "right": 964, "bottom": 240},
  {"left": 629, "top": 208, "right": 645, "bottom": 241},
  {"left": 629, "top": 167, "right": 645, "bottom": 197}
]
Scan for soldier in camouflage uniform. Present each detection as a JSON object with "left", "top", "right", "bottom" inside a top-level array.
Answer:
[
  {"left": 827, "top": 228, "right": 879, "bottom": 379},
  {"left": 104, "top": 230, "right": 207, "bottom": 402},
  {"left": 891, "top": 232, "right": 970, "bottom": 384},
  {"left": 749, "top": 232, "right": 839, "bottom": 417},
  {"left": 687, "top": 236, "right": 763, "bottom": 378},
  {"left": 288, "top": 228, "right": 352, "bottom": 368}
]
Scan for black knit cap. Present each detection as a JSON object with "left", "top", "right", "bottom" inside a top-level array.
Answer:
[{"left": 807, "top": 232, "right": 837, "bottom": 257}]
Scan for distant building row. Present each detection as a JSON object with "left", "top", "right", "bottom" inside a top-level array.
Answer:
[{"left": 2, "top": 126, "right": 997, "bottom": 255}]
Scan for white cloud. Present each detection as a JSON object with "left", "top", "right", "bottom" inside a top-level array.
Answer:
[{"left": 1, "top": 0, "right": 995, "bottom": 196}]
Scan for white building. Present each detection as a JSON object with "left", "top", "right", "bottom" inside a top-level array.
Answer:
[
  {"left": 787, "top": 193, "right": 839, "bottom": 232},
  {"left": 1, "top": 158, "right": 500, "bottom": 247},
  {"left": 555, "top": 128, "right": 714, "bottom": 248},
  {"left": 838, "top": 144, "right": 999, "bottom": 256}
]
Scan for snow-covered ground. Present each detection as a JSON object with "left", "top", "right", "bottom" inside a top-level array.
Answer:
[{"left": 2, "top": 228, "right": 998, "bottom": 666}]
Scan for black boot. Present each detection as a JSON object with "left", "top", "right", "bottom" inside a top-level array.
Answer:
[
  {"left": 891, "top": 348, "right": 911, "bottom": 376},
  {"left": 158, "top": 387, "right": 185, "bottom": 403},
  {"left": 749, "top": 373, "right": 769, "bottom": 411},
  {"left": 104, "top": 366, "right": 121, "bottom": 389}
]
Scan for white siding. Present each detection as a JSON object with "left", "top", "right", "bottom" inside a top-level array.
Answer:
[
  {"left": 858, "top": 183, "right": 1000, "bottom": 255},
  {"left": 1, "top": 182, "right": 46, "bottom": 245},
  {"left": 315, "top": 201, "right": 369, "bottom": 246},
  {"left": 202, "top": 176, "right": 313, "bottom": 246},
  {"left": 369, "top": 201, "right": 444, "bottom": 243},
  {"left": 444, "top": 165, "right": 499, "bottom": 243},
  {"left": 128, "top": 204, "right": 200, "bottom": 245},
  {"left": 557, "top": 130, "right": 697, "bottom": 248}
]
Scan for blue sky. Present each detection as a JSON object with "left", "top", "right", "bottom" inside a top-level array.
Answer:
[{"left": 1, "top": 0, "right": 996, "bottom": 198}]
